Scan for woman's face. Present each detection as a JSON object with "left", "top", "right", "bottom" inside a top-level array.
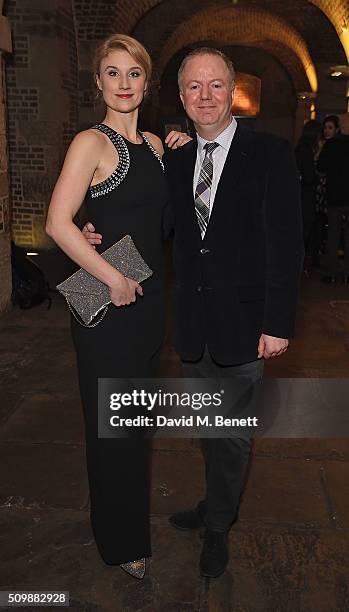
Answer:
[
  {"left": 323, "top": 121, "right": 338, "bottom": 140},
  {"left": 96, "top": 49, "right": 147, "bottom": 114}
]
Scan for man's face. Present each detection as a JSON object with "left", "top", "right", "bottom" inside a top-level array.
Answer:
[{"left": 179, "top": 54, "right": 235, "bottom": 134}]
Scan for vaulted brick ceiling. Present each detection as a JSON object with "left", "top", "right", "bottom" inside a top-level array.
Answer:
[
  {"left": 73, "top": 1, "right": 347, "bottom": 65},
  {"left": 156, "top": 6, "right": 319, "bottom": 93},
  {"left": 72, "top": 0, "right": 348, "bottom": 100},
  {"left": 128, "top": 0, "right": 348, "bottom": 97},
  {"left": 129, "top": 0, "right": 349, "bottom": 65},
  {"left": 130, "top": 0, "right": 347, "bottom": 68},
  {"left": 311, "top": 0, "right": 349, "bottom": 61}
]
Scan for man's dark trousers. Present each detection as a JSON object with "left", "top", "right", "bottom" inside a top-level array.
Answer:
[{"left": 182, "top": 346, "right": 264, "bottom": 531}]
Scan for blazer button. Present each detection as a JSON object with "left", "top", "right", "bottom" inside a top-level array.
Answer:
[{"left": 200, "top": 248, "right": 210, "bottom": 255}]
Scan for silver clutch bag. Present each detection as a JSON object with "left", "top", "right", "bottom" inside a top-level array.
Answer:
[{"left": 56, "top": 234, "right": 153, "bottom": 327}]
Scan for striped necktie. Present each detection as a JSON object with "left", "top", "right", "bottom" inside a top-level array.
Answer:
[{"left": 194, "top": 141, "right": 219, "bottom": 237}]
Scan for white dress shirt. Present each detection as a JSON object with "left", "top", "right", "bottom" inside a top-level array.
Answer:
[{"left": 193, "top": 117, "right": 237, "bottom": 220}]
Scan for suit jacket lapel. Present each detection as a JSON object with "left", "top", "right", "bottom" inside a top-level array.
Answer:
[
  {"left": 205, "top": 121, "right": 252, "bottom": 240},
  {"left": 182, "top": 136, "right": 197, "bottom": 195},
  {"left": 180, "top": 136, "right": 202, "bottom": 242}
]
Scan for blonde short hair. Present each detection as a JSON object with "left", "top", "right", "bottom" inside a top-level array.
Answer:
[
  {"left": 93, "top": 34, "right": 152, "bottom": 88},
  {"left": 178, "top": 47, "right": 235, "bottom": 91}
]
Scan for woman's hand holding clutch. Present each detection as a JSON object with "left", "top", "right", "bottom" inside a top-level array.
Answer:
[
  {"left": 109, "top": 274, "right": 143, "bottom": 307},
  {"left": 80, "top": 224, "right": 143, "bottom": 304}
]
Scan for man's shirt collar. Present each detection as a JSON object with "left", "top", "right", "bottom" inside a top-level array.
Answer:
[{"left": 196, "top": 117, "right": 237, "bottom": 154}]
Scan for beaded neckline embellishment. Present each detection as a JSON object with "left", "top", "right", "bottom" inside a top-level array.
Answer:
[
  {"left": 141, "top": 131, "right": 165, "bottom": 172},
  {"left": 89, "top": 124, "right": 130, "bottom": 199},
  {"left": 89, "top": 124, "right": 164, "bottom": 199}
]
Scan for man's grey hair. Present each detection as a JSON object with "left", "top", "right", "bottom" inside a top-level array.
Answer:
[{"left": 178, "top": 47, "right": 236, "bottom": 91}]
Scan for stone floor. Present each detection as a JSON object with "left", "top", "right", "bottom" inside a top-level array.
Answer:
[{"left": 0, "top": 261, "right": 349, "bottom": 611}]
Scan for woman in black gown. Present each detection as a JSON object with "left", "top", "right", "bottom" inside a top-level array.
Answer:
[{"left": 46, "top": 34, "right": 188, "bottom": 579}]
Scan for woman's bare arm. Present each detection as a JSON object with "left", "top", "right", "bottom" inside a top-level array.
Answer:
[{"left": 46, "top": 130, "right": 141, "bottom": 305}]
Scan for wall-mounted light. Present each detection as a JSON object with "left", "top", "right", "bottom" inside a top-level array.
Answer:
[
  {"left": 297, "top": 91, "right": 316, "bottom": 101},
  {"left": 328, "top": 65, "right": 349, "bottom": 79}
]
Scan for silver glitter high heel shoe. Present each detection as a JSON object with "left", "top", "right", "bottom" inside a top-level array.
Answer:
[{"left": 120, "top": 557, "right": 146, "bottom": 579}]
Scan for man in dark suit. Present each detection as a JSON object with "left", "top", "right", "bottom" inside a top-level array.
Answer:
[
  {"left": 163, "top": 47, "right": 303, "bottom": 577},
  {"left": 82, "top": 47, "right": 303, "bottom": 578}
]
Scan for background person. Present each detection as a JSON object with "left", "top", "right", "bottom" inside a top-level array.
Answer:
[
  {"left": 317, "top": 117, "right": 349, "bottom": 283},
  {"left": 322, "top": 114, "right": 341, "bottom": 141},
  {"left": 312, "top": 115, "right": 341, "bottom": 271},
  {"left": 295, "top": 119, "right": 322, "bottom": 276}
]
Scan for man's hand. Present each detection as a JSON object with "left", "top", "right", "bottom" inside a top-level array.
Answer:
[
  {"left": 165, "top": 130, "right": 192, "bottom": 150},
  {"left": 82, "top": 221, "right": 102, "bottom": 249},
  {"left": 258, "top": 334, "right": 289, "bottom": 359}
]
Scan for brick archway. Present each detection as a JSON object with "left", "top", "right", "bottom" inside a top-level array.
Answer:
[
  {"left": 118, "top": 0, "right": 349, "bottom": 66},
  {"left": 113, "top": 0, "right": 162, "bottom": 34},
  {"left": 156, "top": 7, "right": 317, "bottom": 94},
  {"left": 311, "top": 0, "right": 349, "bottom": 61}
]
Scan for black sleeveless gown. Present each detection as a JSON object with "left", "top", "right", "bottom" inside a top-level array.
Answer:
[{"left": 71, "top": 124, "right": 168, "bottom": 565}]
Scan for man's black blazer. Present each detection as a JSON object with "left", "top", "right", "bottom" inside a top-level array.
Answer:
[{"left": 164, "top": 121, "right": 304, "bottom": 365}]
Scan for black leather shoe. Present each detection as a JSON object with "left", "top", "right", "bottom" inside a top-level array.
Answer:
[
  {"left": 169, "top": 500, "right": 206, "bottom": 530},
  {"left": 200, "top": 529, "right": 229, "bottom": 578}
]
